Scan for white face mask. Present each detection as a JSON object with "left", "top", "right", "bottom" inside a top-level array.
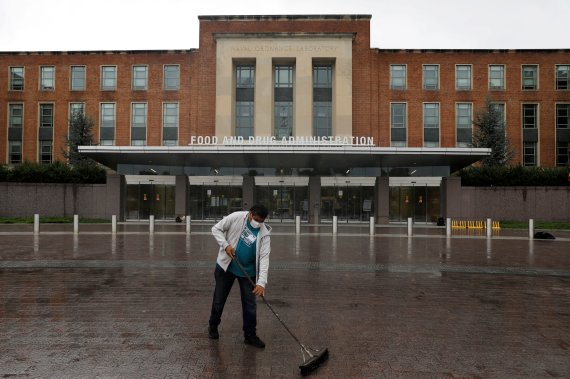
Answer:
[{"left": 249, "top": 219, "right": 262, "bottom": 229}]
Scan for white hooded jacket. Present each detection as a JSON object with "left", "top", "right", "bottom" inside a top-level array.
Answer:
[{"left": 211, "top": 211, "right": 272, "bottom": 288}]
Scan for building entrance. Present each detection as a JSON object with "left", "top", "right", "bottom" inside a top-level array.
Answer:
[
  {"left": 125, "top": 176, "right": 175, "bottom": 220},
  {"left": 188, "top": 177, "right": 243, "bottom": 220},
  {"left": 389, "top": 178, "right": 441, "bottom": 223},
  {"left": 320, "top": 177, "right": 375, "bottom": 222},
  {"left": 254, "top": 177, "right": 309, "bottom": 222}
]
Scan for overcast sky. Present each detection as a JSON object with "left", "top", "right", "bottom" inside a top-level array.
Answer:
[{"left": 1, "top": 0, "right": 569, "bottom": 51}]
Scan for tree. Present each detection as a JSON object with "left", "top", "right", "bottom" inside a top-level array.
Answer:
[
  {"left": 471, "top": 97, "right": 514, "bottom": 167},
  {"left": 64, "top": 110, "right": 96, "bottom": 166}
]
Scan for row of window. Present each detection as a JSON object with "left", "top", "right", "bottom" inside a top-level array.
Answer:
[
  {"left": 7, "top": 65, "right": 181, "bottom": 91},
  {"left": 390, "top": 64, "right": 570, "bottom": 91}
]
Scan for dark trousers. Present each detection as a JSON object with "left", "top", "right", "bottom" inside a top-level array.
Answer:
[{"left": 209, "top": 264, "right": 257, "bottom": 337}]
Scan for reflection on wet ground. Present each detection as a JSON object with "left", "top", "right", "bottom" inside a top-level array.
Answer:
[{"left": 1, "top": 223, "right": 569, "bottom": 378}]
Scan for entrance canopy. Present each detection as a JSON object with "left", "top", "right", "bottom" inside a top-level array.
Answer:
[{"left": 78, "top": 145, "right": 490, "bottom": 173}]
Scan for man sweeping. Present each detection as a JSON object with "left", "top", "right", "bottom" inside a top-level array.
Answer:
[{"left": 208, "top": 204, "right": 271, "bottom": 348}]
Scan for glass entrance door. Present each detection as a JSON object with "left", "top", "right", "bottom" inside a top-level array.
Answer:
[
  {"left": 126, "top": 182, "right": 175, "bottom": 220},
  {"left": 255, "top": 185, "right": 308, "bottom": 222},
  {"left": 188, "top": 185, "right": 243, "bottom": 221},
  {"left": 389, "top": 185, "right": 440, "bottom": 223},
  {"left": 320, "top": 185, "right": 374, "bottom": 222}
]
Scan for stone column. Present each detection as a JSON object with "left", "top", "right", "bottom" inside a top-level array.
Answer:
[
  {"left": 441, "top": 176, "right": 462, "bottom": 219},
  {"left": 295, "top": 56, "right": 313, "bottom": 138},
  {"left": 243, "top": 176, "right": 255, "bottom": 210},
  {"left": 175, "top": 175, "right": 189, "bottom": 217},
  {"left": 255, "top": 56, "right": 273, "bottom": 137},
  {"left": 375, "top": 177, "right": 389, "bottom": 224},
  {"left": 106, "top": 174, "right": 125, "bottom": 221},
  {"left": 309, "top": 176, "right": 321, "bottom": 224}
]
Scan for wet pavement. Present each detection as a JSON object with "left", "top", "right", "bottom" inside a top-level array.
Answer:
[{"left": 1, "top": 223, "right": 569, "bottom": 378}]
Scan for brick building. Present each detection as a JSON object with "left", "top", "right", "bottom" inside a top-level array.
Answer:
[{"left": 1, "top": 15, "right": 569, "bottom": 222}]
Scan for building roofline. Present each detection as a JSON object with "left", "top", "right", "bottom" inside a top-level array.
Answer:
[
  {"left": 374, "top": 48, "right": 570, "bottom": 54},
  {"left": 0, "top": 49, "right": 198, "bottom": 56},
  {"left": 199, "top": 14, "right": 372, "bottom": 21}
]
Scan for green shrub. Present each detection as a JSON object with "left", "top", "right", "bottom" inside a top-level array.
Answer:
[
  {"left": 456, "top": 165, "right": 568, "bottom": 186},
  {"left": 0, "top": 162, "right": 106, "bottom": 184}
]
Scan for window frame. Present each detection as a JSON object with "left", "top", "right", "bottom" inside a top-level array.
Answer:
[
  {"left": 555, "top": 64, "right": 570, "bottom": 90},
  {"left": 422, "top": 64, "right": 440, "bottom": 90},
  {"left": 523, "top": 141, "right": 537, "bottom": 167},
  {"left": 99, "top": 102, "right": 116, "bottom": 145},
  {"left": 39, "top": 103, "right": 54, "bottom": 128},
  {"left": 163, "top": 64, "right": 180, "bottom": 90},
  {"left": 132, "top": 65, "right": 148, "bottom": 91},
  {"left": 8, "top": 103, "right": 24, "bottom": 129},
  {"left": 455, "top": 64, "right": 472, "bottom": 91},
  {"left": 162, "top": 102, "right": 179, "bottom": 146},
  {"left": 390, "top": 102, "right": 407, "bottom": 147},
  {"left": 422, "top": 102, "right": 441, "bottom": 148},
  {"left": 390, "top": 64, "right": 407, "bottom": 90},
  {"left": 556, "top": 103, "right": 570, "bottom": 129},
  {"left": 522, "top": 103, "right": 539, "bottom": 129},
  {"left": 70, "top": 65, "right": 86, "bottom": 91},
  {"left": 130, "top": 102, "right": 148, "bottom": 146},
  {"left": 101, "top": 65, "right": 117, "bottom": 91},
  {"left": 39, "top": 66, "right": 55, "bottom": 91},
  {"left": 488, "top": 64, "right": 505, "bottom": 90},
  {"left": 521, "top": 64, "right": 539, "bottom": 91},
  {"left": 9, "top": 66, "right": 24, "bottom": 91}
]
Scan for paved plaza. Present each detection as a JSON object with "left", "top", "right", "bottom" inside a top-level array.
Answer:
[{"left": 1, "top": 223, "right": 569, "bottom": 378}]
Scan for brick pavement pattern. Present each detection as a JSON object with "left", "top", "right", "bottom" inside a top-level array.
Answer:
[{"left": 1, "top": 225, "right": 569, "bottom": 378}]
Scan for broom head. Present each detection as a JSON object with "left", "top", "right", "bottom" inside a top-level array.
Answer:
[{"left": 299, "top": 348, "right": 329, "bottom": 376}]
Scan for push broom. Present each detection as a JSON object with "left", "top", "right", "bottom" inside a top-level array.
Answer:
[{"left": 232, "top": 256, "right": 329, "bottom": 376}]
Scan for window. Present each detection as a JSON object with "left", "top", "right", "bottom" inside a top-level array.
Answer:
[
  {"left": 456, "top": 103, "right": 472, "bottom": 147},
  {"left": 313, "top": 64, "right": 333, "bottom": 137},
  {"left": 131, "top": 103, "right": 147, "bottom": 146},
  {"left": 456, "top": 65, "right": 471, "bottom": 90},
  {"left": 40, "top": 66, "right": 55, "bottom": 90},
  {"left": 556, "top": 141, "right": 569, "bottom": 167},
  {"left": 163, "top": 65, "right": 180, "bottom": 90},
  {"left": 390, "top": 65, "right": 406, "bottom": 90},
  {"left": 523, "top": 142, "right": 536, "bottom": 166},
  {"left": 9, "top": 104, "right": 23, "bottom": 128},
  {"left": 69, "top": 102, "right": 85, "bottom": 117},
  {"left": 132, "top": 65, "right": 148, "bottom": 90},
  {"left": 40, "top": 104, "right": 54, "bottom": 128},
  {"left": 39, "top": 140, "right": 52, "bottom": 164},
  {"left": 8, "top": 104, "right": 23, "bottom": 164},
  {"left": 557, "top": 104, "right": 570, "bottom": 129},
  {"left": 10, "top": 67, "right": 24, "bottom": 90},
  {"left": 423, "top": 65, "right": 439, "bottom": 90},
  {"left": 423, "top": 103, "right": 440, "bottom": 147},
  {"left": 274, "top": 65, "right": 294, "bottom": 138},
  {"left": 101, "top": 66, "right": 116, "bottom": 90},
  {"left": 489, "top": 65, "right": 505, "bottom": 90},
  {"left": 491, "top": 103, "right": 506, "bottom": 129},
  {"left": 100, "top": 103, "right": 115, "bottom": 145},
  {"left": 162, "top": 103, "right": 179, "bottom": 146},
  {"left": 522, "top": 104, "right": 538, "bottom": 129},
  {"left": 9, "top": 141, "right": 22, "bottom": 164},
  {"left": 70, "top": 66, "right": 86, "bottom": 90},
  {"left": 522, "top": 65, "right": 538, "bottom": 90},
  {"left": 235, "top": 65, "right": 255, "bottom": 138},
  {"left": 556, "top": 65, "right": 570, "bottom": 90},
  {"left": 390, "top": 103, "right": 407, "bottom": 147}
]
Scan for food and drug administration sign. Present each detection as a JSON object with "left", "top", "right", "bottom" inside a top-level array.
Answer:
[{"left": 189, "top": 135, "right": 375, "bottom": 146}]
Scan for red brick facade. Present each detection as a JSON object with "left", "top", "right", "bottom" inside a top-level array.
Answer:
[{"left": 1, "top": 15, "right": 569, "bottom": 167}]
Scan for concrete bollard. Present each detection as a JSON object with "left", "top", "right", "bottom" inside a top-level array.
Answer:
[
  {"left": 295, "top": 215, "right": 300, "bottom": 234},
  {"left": 332, "top": 216, "right": 338, "bottom": 235},
  {"left": 112, "top": 215, "right": 117, "bottom": 234},
  {"left": 73, "top": 215, "right": 79, "bottom": 234},
  {"left": 529, "top": 219, "right": 534, "bottom": 239},
  {"left": 34, "top": 214, "right": 40, "bottom": 234},
  {"left": 369, "top": 216, "right": 375, "bottom": 236},
  {"left": 149, "top": 215, "right": 155, "bottom": 234},
  {"left": 446, "top": 217, "right": 451, "bottom": 237},
  {"left": 486, "top": 218, "right": 492, "bottom": 238},
  {"left": 407, "top": 217, "right": 413, "bottom": 237},
  {"left": 186, "top": 215, "right": 191, "bottom": 234}
]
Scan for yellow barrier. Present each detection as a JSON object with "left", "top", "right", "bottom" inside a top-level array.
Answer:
[{"left": 451, "top": 220, "right": 501, "bottom": 229}]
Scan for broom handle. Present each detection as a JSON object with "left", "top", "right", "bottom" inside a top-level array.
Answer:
[{"left": 231, "top": 255, "right": 310, "bottom": 353}]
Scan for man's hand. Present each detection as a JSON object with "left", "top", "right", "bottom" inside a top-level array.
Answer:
[
  {"left": 225, "top": 245, "right": 235, "bottom": 259},
  {"left": 252, "top": 285, "right": 265, "bottom": 297}
]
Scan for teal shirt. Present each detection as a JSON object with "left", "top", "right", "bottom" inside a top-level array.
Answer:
[{"left": 228, "top": 220, "right": 259, "bottom": 278}]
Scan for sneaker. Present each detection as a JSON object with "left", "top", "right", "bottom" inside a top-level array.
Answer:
[
  {"left": 208, "top": 325, "right": 219, "bottom": 339},
  {"left": 244, "top": 334, "right": 265, "bottom": 348}
]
